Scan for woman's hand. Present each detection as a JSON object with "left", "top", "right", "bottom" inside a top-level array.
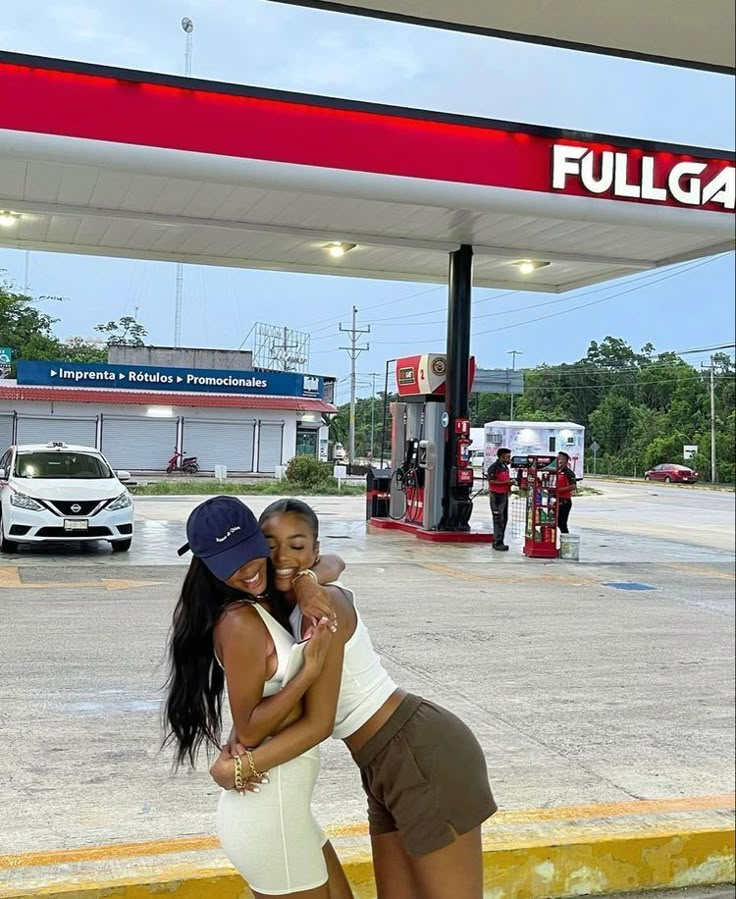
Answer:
[
  {"left": 209, "top": 745, "right": 237, "bottom": 790},
  {"left": 303, "top": 617, "right": 334, "bottom": 676},
  {"left": 210, "top": 744, "right": 269, "bottom": 794},
  {"left": 293, "top": 576, "right": 337, "bottom": 632}
]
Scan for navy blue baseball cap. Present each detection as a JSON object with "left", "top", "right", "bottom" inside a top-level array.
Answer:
[{"left": 178, "top": 496, "right": 270, "bottom": 582}]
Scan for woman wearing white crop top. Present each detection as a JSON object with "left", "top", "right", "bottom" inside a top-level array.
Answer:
[
  {"left": 164, "top": 497, "right": 353, "bottom": 898},
  {"left": 211, "top": 499, "right": 496, "bottom": 899}
]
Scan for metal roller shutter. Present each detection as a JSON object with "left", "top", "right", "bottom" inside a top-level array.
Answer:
[
  {"left": 0, "top": 414, "right": 14, "bottom": 451},
  {"left": 183, "top": 419, "right": 255, "bottom": 473},
  {"left": 101, "top": 416, "right": 178, "bottom": 471},
  {"left": 16, "top": 415, "right": 97, "bottom": 447},
  {"left": 257, "top": 422, "right": 284, "bottom": 473}
]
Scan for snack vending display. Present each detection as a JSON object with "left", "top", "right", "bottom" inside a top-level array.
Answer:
[{"left": 523, "top": 458, "right": 559, "bottom": 559}]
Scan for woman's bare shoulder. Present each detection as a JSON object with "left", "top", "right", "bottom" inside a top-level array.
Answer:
[{"left": 214, "top": 602, "right": 262, "bottom": 641}]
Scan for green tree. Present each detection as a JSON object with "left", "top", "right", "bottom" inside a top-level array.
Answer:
[
  {"left": 330, "top": 392, "right": 396, "bottom": 461},
  {"left": 1, "top": 283, "right": 64, "bottom": 373},
  {"left": 95, "top": 316, "right": 147, "bottom": 347},
  {"left": 1, "top": 280, "right": 147, "bottom": 372},
  {"left": 59, "top": 336, "right": 107, "bottom": 364}
]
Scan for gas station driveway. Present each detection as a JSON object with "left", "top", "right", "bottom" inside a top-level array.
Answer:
[{"left": 0, "top": 481, "right": 733, "bottom": 861}]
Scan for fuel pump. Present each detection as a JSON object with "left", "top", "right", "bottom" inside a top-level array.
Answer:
[
  {"left": 371, "top": 352, "right": 486, "bottom": 540},
  {"left": 395, "top": 427, "right": 425, "bottom": 524},
  {"left": 383, "top": 354, "right": 469, "bottom": 532}
]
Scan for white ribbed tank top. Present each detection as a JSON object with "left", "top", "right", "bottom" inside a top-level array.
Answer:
[{"left": 289, "top": 584, "right": 397, "bottom": 740}]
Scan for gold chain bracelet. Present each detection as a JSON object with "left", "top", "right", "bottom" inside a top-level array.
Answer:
[
  {"left": 245, "top": 748, "right": 266, "bottom": 780},
  {"left": 233, "top": 753, "right": 246, "bottom": 792},
  {"left": 292, "top": 569, "right": 319, "bottom": 586}
]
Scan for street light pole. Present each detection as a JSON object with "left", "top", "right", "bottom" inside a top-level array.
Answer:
[
  {"left": 508, "top": 350, "right": 522, "bottom": 421},
  {"left": 174, "top": 17, "right": 194, "bottom": 348},
  {"left": 380, "top": 358, "right": 396, "bottom": 468},
  {"left": 368, "top": 372, "right": 380, "bottom": 459}
]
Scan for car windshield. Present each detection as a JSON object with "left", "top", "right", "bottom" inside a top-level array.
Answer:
[{"left": 14, "top": 451, "right": 113, "bottom": 479}]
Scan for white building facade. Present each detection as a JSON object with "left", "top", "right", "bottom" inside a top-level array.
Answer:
[{"left": 0, "top": 359, "right": 335, "bottom": 474}]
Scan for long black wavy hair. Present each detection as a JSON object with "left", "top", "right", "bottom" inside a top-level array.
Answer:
[
  {"left": 163, "top": 555, "right": 291, "bottom": 768},
  {"left": 259, "top": 498, "right": 320, "bottom": 541}
]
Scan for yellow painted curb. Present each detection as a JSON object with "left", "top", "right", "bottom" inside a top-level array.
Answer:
[{"left": 1, "top": 825, "right": 733, "bottom": 899}]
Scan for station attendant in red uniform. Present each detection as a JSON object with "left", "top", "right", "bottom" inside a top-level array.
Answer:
[
  {"left": 487, "top": 448, "right": 512, "bottom": 551},
  {"left": 556, "top": 451, "right": 578, "bottom": 534}
]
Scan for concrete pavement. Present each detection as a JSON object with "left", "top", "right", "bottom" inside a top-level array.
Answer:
[{"left": 0, "top": 482, "right": 733, "bottom": 896}]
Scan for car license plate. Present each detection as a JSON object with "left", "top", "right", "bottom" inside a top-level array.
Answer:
[{"left": 64, "top": 519, "right": 89, "bottom": 531}]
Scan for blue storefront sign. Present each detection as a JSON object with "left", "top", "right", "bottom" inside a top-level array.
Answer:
[
  {"left": 17, "top": 360, "right": 324, "bottom": 399},
  {"left": 0, "top": 347, "right": 11, "bottom": 378}
]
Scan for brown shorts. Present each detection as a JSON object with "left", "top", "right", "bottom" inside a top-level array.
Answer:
[{"left": 352, "top": 694, "right": 497, "bottom": 857}]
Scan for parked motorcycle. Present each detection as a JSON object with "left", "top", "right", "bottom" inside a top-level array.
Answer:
[{"left": 166, "top": 449, "right": 200, "bottom": 475}]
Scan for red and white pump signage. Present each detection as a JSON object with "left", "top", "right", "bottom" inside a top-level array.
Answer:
[
  {"left": 396, "top": 354, "right": 476, "bottom": 397},
  {"left": 552, "top": 144, "right": 735, "bottom": 211}
]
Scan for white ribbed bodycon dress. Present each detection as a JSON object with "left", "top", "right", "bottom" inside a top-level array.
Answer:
[{"left": 216, "top": 603, "right": 328, "bottom": 895}]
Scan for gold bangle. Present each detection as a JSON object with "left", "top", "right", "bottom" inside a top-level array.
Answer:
[
  {"left": 233, "top": 754, "right": 245, "bottom": 792},
  {"left": 245, "top": 749, "right": 266, "bottom": 780},
  {"left": 292, "top": 569, "right": 319, "bottom": 586}
]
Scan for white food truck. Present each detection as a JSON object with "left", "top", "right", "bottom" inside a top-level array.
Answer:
[{"left": 484, "top": 421, "right": 585, "bottom": 478}]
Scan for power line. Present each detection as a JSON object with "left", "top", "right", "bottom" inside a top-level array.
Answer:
[
  {"left": 514, "top": 344, "right": 736, "bottom": 377},
  {"left": 362, "top": 254, "right": 729, "bottom": 348},
  {"left": 523, "top": 374, "right": 734, "bottom": 392},
  {"left": 306, "top": 286, "right": 527, "bottom": 338},
  {"left": 473, "top": 256, "right": 724, "bottom": 338},
  {"left": 299, "top": 285, "right": 443, "bottom": 333},
  {"left": 310, "top": 254, "right": 730, "bottom": 343}
]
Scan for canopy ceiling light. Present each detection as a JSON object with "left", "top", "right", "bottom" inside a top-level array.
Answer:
[
  {"left": 514, "top": 259, "right": 551, "bottom": 275},
  {"left": 0, "top": 211, "right": 20, "bottom": 227},
  {"left": 324, "top": 241, "right": 356, "bottom": 258}
]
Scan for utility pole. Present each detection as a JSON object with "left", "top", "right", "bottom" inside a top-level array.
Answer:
[
  {"left": 701, "top": 356, "right": 719, "bottom": 483},
  {"left": 508, "top": 350, "right": 523, "bottom": 421},
  {"left": 24, "top": 251, "right": 30, "bottom": 294},
  {"left": 174, "top": 17, "right": 194, "bottom": 347},
  {"left": 339, "top": 306, "right": 370, "bottom": 466},
  {"left": 709, "top": 355, "right": 718, "bottom": 484}
]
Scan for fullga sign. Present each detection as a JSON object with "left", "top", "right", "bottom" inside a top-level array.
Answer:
[
  {"left": 17, "top": 360, "right": 324, "bottom": 399},
  {"left": 552, "top": 144, "right": 735, "bottom": 211}
]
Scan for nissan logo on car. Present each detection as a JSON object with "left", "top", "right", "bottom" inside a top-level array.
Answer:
[
  {"left": 551, "top": 144, "right": 735, "bottom": 210},
  {"left": 71, "top": 504, "right": 82, "bottom": 513}
]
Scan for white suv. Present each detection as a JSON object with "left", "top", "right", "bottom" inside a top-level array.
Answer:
[{"left": 0, "top": 443, "right": 134, "bottom": 554}]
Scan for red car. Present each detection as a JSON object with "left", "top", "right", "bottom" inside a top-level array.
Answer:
[{"left": 644, "top": 463, "right": 699, "bottom": 484}]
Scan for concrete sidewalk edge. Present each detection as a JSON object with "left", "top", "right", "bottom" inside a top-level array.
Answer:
[{"left": 1, "top": 825, "right": 733, "bottom": 899}]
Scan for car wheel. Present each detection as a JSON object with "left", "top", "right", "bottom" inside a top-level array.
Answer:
[
  {"left": 644, "top": 474, "right": 650, "bottom": 481},
  {"left": 0, "top": 518, "right": 18, "bottom": 554},
  {"left": 111, "top": 539, "right": 132, "bottom": 553},
  {"left": 664, "top": 476, "right": 672, "bottom": 483}
]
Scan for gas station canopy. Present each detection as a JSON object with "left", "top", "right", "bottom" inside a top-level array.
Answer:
[
  {"left": 0, "top": 52, "right": 733, "bottom": 294},
  {"left": 269, "top": 0, "right": 736, "bottom": 74}
]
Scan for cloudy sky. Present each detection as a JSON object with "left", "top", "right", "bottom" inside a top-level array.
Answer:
[{"left": 1, "top": 0, "right": 734, "bottom": 402}]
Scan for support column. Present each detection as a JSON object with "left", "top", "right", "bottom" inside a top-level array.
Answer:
[{"left": 441, "top": 244, "right": 473, "bottom": 531}]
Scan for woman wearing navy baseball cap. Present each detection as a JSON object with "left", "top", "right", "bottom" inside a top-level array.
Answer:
[{"left": 164, "top": 496, "right": 352, "bottom": 898}]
